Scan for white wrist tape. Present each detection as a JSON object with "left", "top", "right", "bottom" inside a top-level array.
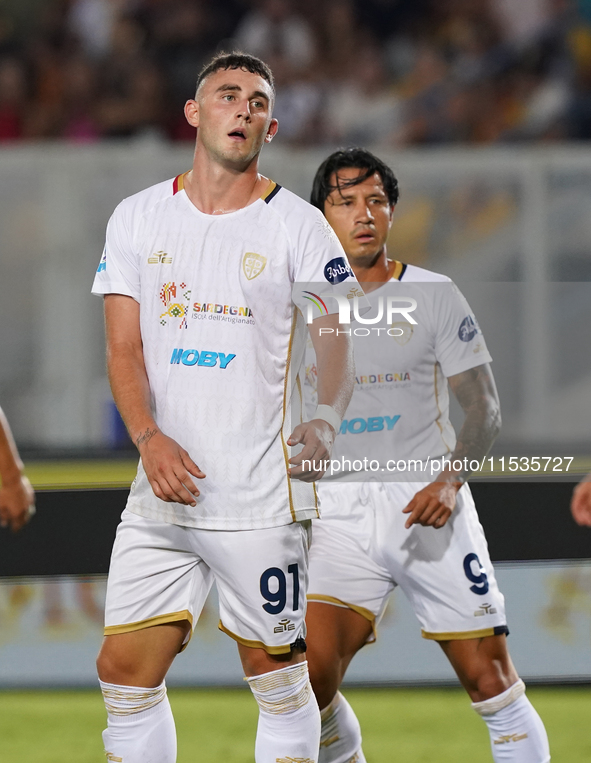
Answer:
[{"left": 313, "top": 404, "right": 342, "bottom": 433}]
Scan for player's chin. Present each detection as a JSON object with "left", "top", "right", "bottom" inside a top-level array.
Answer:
[{"left": 350, "top": 243, "right": 382, "bottom": 263}]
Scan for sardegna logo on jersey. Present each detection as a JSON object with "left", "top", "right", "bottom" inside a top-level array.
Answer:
[
  {"left": 170, "top": 348, "right": 236, "bottom": 368},
  {"left": 324, "top": 257, "right": 353, "bottom": 284}
]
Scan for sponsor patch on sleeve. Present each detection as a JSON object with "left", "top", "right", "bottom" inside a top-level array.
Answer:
[
  {"left": 324, "top": 257, "right": 352, "bottom": 284},
  {"left": 458, "top": 315, "right": 478, "bottom": 342}
]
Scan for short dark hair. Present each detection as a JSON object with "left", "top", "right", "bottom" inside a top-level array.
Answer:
[
  {"left": 196, "top": 51, "right": 275, "bottom": 97},
  {"left": 310, "top": 148, "right": 399, "bottom": 212}
]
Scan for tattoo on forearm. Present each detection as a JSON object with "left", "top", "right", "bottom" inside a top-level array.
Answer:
[
  {"left": 448, "top": 364, "right": 501, "bottom": 481},
  {"left": 136, "top": 428, "right": 157, "bottom": 448}
]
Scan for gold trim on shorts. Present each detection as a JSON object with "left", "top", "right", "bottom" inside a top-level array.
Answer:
[
  {"left": 422, "top": 625, "right": 508, "bottom": 641},
  {"left": 218, "top": 620, "right": 294, "bottom": 655},
  {"left": 104, "top": 610, "right": 194, "bottom": 651},
  {"left": 307, "top": 594, "right": 377, "bottom": 640}
]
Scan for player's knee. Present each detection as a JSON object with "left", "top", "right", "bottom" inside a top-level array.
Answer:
[
  {"left": 96, "top": 642, "right": 141, "bottom": 685},
  {"left": 96, "top": 647, "right": 117, "bottom": 683},
  {"left": 465, "top": 662, "right": 516, "bottom": 702},
  {"left": 97, "top": 646, "right": 125, "bottom": 684}
]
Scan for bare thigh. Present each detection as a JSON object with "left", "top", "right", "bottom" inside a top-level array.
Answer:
[
  {"left": 97, "top": 620, "right": 192, "bottom": 688},
  {"left": 238, "top": 642, "right": 307, "bottom": 677}
]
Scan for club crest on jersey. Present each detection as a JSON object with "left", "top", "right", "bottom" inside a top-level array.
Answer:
[
  {"left": 148, "top": 250, "right": 172, "bottom": 264},
  {"left": 390, "top": 322, "right": 413, "bottom": 345},
  {"left": 243, "top": 252, "right": 267, "bottom": 280},
  {"left": 324, "top": 257, "right": 352, "bottom": 284}
]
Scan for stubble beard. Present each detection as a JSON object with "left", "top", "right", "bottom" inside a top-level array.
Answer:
[
  {"left": 203, "top": 130, "right": 265, "bottom": 173},
  {"left": 347, "top": 244, "right": 384, "bottom": 270}
]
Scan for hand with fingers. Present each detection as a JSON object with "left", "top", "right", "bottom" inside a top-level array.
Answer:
[
  {"left": 0, "top": 473, "right": 35, "bottom": 532},
  {"left": 138, "top": 429, "right": 205, "bottom": 506},
  {"left": 402, "top": 480, "right": 460, "bottom": 529},
  {"left": 287, "top": 419, "right": 336, "bottom": 482}
]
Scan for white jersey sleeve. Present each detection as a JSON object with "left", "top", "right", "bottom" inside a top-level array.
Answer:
[
  {"left": 430, "top": 280, "right": 492, "bottom": 377},
  {"left": 92, "top": 200, "right": 141, "bottom": 300},
  {"left": 92, "top": 178, "right": 174, "bottom": 300}
]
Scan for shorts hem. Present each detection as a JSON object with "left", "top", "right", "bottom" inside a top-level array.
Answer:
[
  {"left": 422, "top": 624, "right": 509, "bottom": 641},
  {"left": 218, "top": 620, "right": 295, "bottom": 655},
  {"left": 104, "top": 610, "right": 194, "bottom": 651},
  {"left": 307, "top": 594, "right": 377, "bottom": 641}
]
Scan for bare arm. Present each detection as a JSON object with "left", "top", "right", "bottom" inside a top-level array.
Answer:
[
  {"left": 443, "top": 362, "right": 501, "bottom": 479},
  {"left": 288, "top": 313, "right": 354, "bottom": 482},
  {"left": 0, "top": 406, "right": 35, "bottom": 532},
  {"left": 104, "top": 294, "right": 205, "bottom": 505},
  {"left": 403, "top": 363, "right": 501, "bottom": 529},
  {"left": 572, "top": 473, "right": 591, "bottom": 527}
]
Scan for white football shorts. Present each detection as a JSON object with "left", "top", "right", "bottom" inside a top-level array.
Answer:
[
  {"left": 308, "top": 481, "right": 507, "bottom": 642},
  {"left": 104, "top": 509, "right": 310, "bottom": 654}
]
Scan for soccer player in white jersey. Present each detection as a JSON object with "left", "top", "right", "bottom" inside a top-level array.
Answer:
[
  {"left": 303, "top": 148, "right": 550, "bottom": 763},
  {"left": 91, "top": 53, "right": 358, "bottom": 763}
]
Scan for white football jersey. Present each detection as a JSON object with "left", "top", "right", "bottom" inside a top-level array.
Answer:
[
  {"left": 93, "top": 173, "right": 360, "bottom": 529},
  {"left": 304, "top": 262, "right": 492, "bottom": 479}
]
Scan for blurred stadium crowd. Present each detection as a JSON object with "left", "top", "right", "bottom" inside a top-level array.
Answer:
[{"left": 2, "top": 0, "right": 591, "bottom": 146}]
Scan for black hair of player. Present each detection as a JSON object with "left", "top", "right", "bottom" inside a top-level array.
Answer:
[
  {"left": 196, "top": 51, "right": 275, "bottom": 98},
  {"left": 310, "top": 148, "right": 399, "bottom": 213}
]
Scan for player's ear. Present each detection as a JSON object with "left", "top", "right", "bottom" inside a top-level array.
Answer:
[
  {"left": 184, "top": 99, "right": 199, "bottom": 128},
  {"left": 265, "top": 118, "right": 279, "bottom": 143},
  {"left": 388, "top": 203, "right": 396, "bottom": 228}
]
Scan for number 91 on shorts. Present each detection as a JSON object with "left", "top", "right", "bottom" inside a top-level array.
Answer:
[{"left": 103, "top": 511, "right": 310, "bottom": 655}]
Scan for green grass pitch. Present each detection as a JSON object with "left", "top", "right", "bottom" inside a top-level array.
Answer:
[{"left": 0, "top": 686, "right": 589, "bottom": 761}]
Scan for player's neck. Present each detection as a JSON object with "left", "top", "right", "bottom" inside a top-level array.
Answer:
[
  {"left": 351, "top": 254, "right": 396, "bottom": 293},
  {"left": 185, "top": 150, "right": 269, "bottom": 215}
]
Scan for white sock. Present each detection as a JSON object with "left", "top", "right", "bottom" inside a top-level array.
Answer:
[
  {"left": 247, "top": 661, "right": 321, "bottom": 763},
  {"left": 472, "top": 679, "right": 550, "bottom": 762},
  {"left": 100, "top": 680, "right": 177, "bottom": 763},
  {"left": 319, "top": 692, "right": 367, "bottom": 763}
]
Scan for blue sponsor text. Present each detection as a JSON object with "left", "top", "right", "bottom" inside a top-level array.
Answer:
[
  {"left": 170, "top": 348, "right": 236, "bottom": 368},
  {"left": 339, "top": 415, "right": 400, "bottom": 434}
]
